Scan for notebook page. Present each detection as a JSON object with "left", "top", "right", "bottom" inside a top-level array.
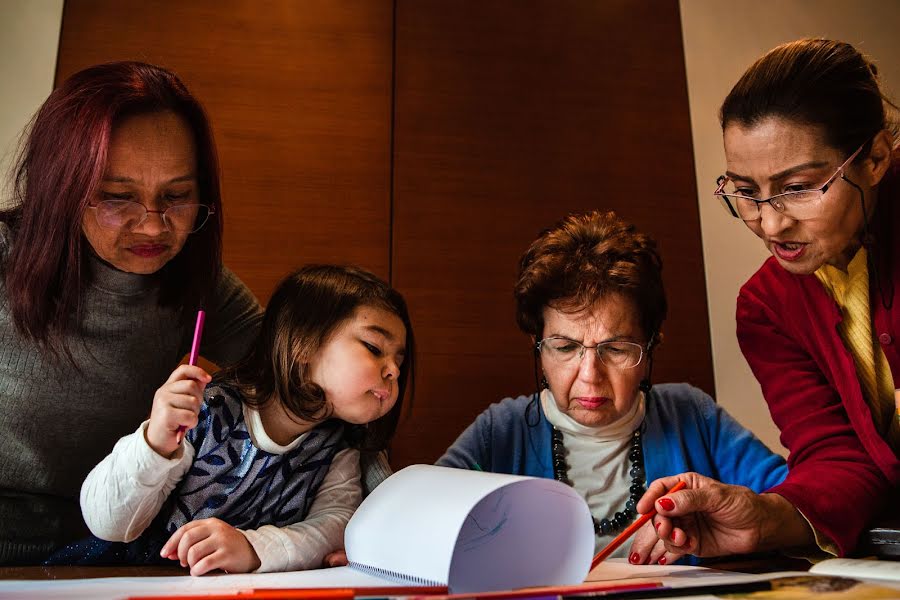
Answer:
[
  {"left": 345, "top": 464, "right": 593, "bottom": 593},
  {"left": 0, "top": 567, "right": 393, "bottom": 600},
  {"left": 809, "top": 558, "right": 900, "bottom": 582}
]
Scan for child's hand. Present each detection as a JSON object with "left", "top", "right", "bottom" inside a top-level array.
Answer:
[
  {"left": 146, "top": 365, "right": 211, "bottom": 457},
  {"left": 161, "top": 518, "right": 261, "bottom": 576}
]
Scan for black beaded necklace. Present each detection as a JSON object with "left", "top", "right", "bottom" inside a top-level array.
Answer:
[{"left": 551, "top": 426, "right": 645, "bottom": 536}]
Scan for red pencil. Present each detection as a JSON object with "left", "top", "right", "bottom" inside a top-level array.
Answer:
[
  {"left": 128, "top": 586, "right": 450, "bottom": 600},
  {"left": 129, "top": 589, "right": 354, "bottom": 600},
  {"left": 589, "top": 480, "right": 687, "bottom": 569}
]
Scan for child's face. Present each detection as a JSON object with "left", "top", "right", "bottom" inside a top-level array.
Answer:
[{"left": 308, "top": 305, "right": 407, "bottom": 425}]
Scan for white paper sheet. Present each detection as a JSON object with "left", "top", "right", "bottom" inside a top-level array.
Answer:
[
  {"left": 13, "top": 558, "right": 892, "bottom": 600},
  {"left": 808, "top": 557, "right": 900, "bottom": 582},
  {"left": 586, "top": 560, "right": 737, "bottom": 583},
  {"left": 0, "top": 567, "right": 392, "bottom": 600},
  {"left": 346, "top": 465, "right": 595, "bottom": 593},
  {"left": 588, "top": 559, "right": 900, "bottom": 595}
]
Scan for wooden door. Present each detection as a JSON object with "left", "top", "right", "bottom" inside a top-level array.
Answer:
[
  {"left": 389, "top": 0, "right": 712, "bottom": 466},
  {"left": 57, "top": 0, "right": 713, "bottom": 468},
  {"left": 56, "top": 0, "right": 395, "bottom": 301}
]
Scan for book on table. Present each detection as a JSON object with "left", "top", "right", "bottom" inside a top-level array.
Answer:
[
  {"left": 342, "top": 464, "right": 595, "bottom": 592},
  {"left": 5, "top": 466, "right": 897, "bottom": 600},
  {"left": 0, "top": 465, "right": 596, "bottom": 599}
]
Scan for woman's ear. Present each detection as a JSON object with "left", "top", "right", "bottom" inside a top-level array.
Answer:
[{"left": 863, "top": 129, "right": 895, "bottom": 186}]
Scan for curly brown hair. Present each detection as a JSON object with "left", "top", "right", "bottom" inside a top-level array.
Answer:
[{"left": 514, "top": 211, "right": 666, "bottom": 346}]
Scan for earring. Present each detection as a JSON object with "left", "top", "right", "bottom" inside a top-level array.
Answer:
[
  {"left": 639, "top": 379, "right": 651, "bottom": 393},
  {"left": 541, "top": 376, "right": 549, "bottom": 389}
]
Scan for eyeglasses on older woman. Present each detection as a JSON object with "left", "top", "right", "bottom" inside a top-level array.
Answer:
[{"left": 536, "top": 336, "right": 645, "bottom": 370}]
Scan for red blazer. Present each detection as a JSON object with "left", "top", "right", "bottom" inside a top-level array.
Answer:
[{"left": 736, "top": 163, "right": 900, "bottom": 556}]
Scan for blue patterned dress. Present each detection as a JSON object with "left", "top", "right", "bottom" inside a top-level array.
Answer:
[{"left": 46, "top": 382, "right": 345, "bottom": 565}]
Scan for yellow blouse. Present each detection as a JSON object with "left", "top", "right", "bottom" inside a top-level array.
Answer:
[{"left": 814, "top": 247, "right": 899, "bottom": 454}]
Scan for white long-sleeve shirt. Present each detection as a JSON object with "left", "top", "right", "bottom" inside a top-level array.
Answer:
[{"left": 80, "top": 406, "right": 362, "bottom": 572}]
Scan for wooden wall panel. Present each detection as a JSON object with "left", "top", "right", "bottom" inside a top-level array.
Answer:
[
  {"left": 390, "top": 0, "right": 713, "bottom": 467},
  {"left": 57, "top": 0, "right": 715, "bottom": 469},
  {"left": 56, "top": 0, "right": 394, "bottom": 303}
]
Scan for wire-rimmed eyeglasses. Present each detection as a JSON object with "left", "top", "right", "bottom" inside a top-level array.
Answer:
[
  {"left": 87, "top": 200, "right": 215, "bottom": 233},
  {"left": 714, "top": 141, "right": 866, "bottom": 221},
  {"left": 535, "top": 336, "right": 644, "bottom": 369}
]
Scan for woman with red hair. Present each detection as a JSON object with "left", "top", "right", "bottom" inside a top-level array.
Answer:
[{"left": 0, "top": 62, "right": 262, "bottom": 564}]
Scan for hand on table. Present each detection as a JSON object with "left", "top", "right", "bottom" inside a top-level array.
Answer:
[{"left": 161, "top": 517, "right": 261, "bottom": 576}]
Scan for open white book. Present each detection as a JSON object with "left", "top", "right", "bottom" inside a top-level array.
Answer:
[{"left": 344, "top": 464, "right": 595, "bottom": 592}]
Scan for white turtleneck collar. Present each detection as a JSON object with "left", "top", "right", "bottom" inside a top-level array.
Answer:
[
  {"left": 243, "top": 404, "right": 309, "bottom": 454},
  {"left": 539, "top": 387, "right": 648, "bottom": 556},
  {"left": 540, "top": 388, "right": 646, "bottom": 441}
]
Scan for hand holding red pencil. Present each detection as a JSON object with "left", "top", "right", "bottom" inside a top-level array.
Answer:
[
  {"left": 627, "top": 472, "right": 815, "bottom": 565},
  {"left": 589, "top": 480, "right": 686, "bottom": 569}
]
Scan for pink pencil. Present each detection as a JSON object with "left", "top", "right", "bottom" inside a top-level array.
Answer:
[
  {"left": 188, "top": 310, "right": 206, "bottom": 366},
  {"left": 176, "top": 310, "right": 205, "bottom": 444}
]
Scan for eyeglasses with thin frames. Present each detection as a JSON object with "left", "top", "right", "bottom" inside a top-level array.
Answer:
[
  {"left": 535, "top": 336, "right": 645, "bottom": 370},
  {"left": 87, "top": 200, "right": 215, "bottom": 233},
  {"left": 714, "top": 141, "right": 866, "bottom": 221}
]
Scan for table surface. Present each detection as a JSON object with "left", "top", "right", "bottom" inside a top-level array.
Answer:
[
  {"left": 0, "top": 564, "right": 189, "bottom": 580},
  {"left": 0, "top": 556, "right": 813, "bottom": 581}
]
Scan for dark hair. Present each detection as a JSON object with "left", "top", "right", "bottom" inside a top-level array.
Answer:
[
  {"left": 218, "top": 264, "right": 416, "bottom": 452},
  {"left": 0, "top": 61, "right": 223, "bottom": 357},
  {"left": 514, "top": 211, "right": 666, "bottom": 346},
  {"left": 720, "top": 38, "right": 899, "bottom": 157}
]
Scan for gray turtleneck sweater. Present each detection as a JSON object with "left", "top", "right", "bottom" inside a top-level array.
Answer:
[{"left": 0, "top": 222, "right": 263, "bottom": 564}]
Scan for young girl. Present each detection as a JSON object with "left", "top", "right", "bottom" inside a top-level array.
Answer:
[{"left": 49, "top": 265, "right": 414, "bottom": 575}]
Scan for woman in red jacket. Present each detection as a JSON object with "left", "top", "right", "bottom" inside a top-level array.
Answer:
[{"left": 630, "top": 38, "right": 899, "bottom": 563}]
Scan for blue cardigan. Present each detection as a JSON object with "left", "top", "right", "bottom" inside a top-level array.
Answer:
[{"left": 437, "top": 383, "right": 787, "bottom": 494}]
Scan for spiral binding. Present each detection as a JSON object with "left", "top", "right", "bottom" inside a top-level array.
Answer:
[{"left": 349, "top": 561, "right": 444, "bottom": 587}]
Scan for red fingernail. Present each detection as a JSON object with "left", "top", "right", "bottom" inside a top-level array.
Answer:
[
  {"left": 629, "top": 552, "right": 640, "bottom": 564},
  {"left": 658, "top": 498, "right": 675, "bottom": 511},
  {"left": 658, "top": 556, "right": 667, "bottom": 565},
  {"left": 655, "top": 522, "right": 661, "bottom": 531},
  {"left": 669, "top": 531, "right": 677, "bottom": 542}
]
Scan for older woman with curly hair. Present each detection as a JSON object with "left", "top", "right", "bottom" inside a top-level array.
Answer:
[{"left": 438, "top": 210, "right": 786, "bottom": 565}]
